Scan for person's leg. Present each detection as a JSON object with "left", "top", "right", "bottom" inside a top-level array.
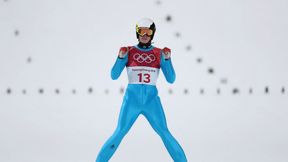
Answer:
[
  {"left": 96, "top": 98, "right": 140, "bottom": 162},
  {"left": 143, "top": 96, "right": 187, "bottom": 162}
]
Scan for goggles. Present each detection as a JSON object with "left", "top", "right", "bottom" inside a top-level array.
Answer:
[{"left": 136, "top": 27, "right": 153, "bottom": 36}]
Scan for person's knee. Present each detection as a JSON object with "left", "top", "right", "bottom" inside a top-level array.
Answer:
[
  {"left": 155, "top": 127, "right": 170, "bottom": 137},
  {"left": 115, "top": 126, "right": 130, "bottom": 137}
]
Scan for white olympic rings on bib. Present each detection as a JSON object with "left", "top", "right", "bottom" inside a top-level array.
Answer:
[{"left": 133, "top": 53, "right": 156, "bottom": 63}]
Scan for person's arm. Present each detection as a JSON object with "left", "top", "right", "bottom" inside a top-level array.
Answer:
[
  {"left": 111, "top": 47, "right": 128, "bottom": 80},
  {"left": 160, "top": 47, "right": 176, "bottom": 84}
]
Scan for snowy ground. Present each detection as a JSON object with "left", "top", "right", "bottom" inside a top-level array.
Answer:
[{"left": 1, "top": 0, "right": 288, "bottom": 162}]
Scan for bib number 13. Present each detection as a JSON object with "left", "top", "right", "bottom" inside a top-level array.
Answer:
[{"left": 137, "top": 73, "right": 151, "bottom": 83}]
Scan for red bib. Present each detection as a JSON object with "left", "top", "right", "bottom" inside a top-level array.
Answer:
[
  {"left": 127, "top": 46, "right": 161, "bottom": 68},
  {"left": 126, "top": 46, "right": 162, "bottom": 85}
]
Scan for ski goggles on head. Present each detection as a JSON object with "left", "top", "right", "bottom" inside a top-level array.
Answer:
[{"left": 136, "top": 27, "right": 154, "bottom": 36}]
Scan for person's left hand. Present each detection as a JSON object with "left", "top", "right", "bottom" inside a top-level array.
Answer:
[{"left": 162, "top": 47, "right": 171, "bottom": 60}]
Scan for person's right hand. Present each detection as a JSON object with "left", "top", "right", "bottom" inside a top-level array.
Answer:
[{"left": 118, "top": 47, "right": 128, "bottom": 58}]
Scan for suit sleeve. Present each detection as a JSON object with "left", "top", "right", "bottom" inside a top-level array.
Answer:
[
  {"left": 110, "top": 54, "right": 128, "bottom": 80},
  {"left": 160, "top": 52, "right": 176, "bottom": 84}
]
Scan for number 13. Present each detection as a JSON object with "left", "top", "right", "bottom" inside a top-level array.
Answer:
[{"left": 137, "top": 73, "right": 151, "bottom": 83}]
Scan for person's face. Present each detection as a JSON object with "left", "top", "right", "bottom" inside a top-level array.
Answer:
[
  {"left": 139, "top": 34, "right": 151, "bottom": 44},
  {"left": 137, "top": 27, "right": 153, "bottom": 44}
]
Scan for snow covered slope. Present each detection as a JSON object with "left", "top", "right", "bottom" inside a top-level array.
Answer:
[{"left": 0, "top": 0, "right": 288, "bottom": 161}]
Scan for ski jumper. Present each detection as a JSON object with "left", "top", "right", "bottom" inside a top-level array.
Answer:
[{"left": 96, "top": 45, "right": 187, "bottom": 162}]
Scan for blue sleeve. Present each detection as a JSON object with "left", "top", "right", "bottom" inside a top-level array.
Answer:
[
  {"left": 160, "top": 53, "right": 176, "bottom": 84},
  {"left": 111, "top": 54, "right": 128, "bottom": 80}
]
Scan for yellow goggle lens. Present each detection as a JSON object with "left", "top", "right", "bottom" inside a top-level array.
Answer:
[{"left": 137, "top": 28, "right": 153, "bottom": 36}]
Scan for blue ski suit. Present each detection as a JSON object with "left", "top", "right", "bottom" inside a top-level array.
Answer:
[{"left": 96, "top": 45, "right": 187, "bottom": 162}]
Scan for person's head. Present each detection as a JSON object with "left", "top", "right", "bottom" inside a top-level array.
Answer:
[{"left": 136, "top": 18, "right": 156, "bottom": 47}]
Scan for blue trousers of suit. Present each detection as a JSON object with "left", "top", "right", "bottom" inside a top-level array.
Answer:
[{"left": 95, "top": 85, "right": 187, "bottom": 162}]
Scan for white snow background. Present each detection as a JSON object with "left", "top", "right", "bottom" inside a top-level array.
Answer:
[{"left": 0, "top": 0, "right": 288, "bottom": 162}]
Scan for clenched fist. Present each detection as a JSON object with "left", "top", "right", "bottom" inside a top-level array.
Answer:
[
  {"left": 118, "top": 47, "right": 129, "bottom": 59},
  {"left": 162, "top": 47, "right": 171, "bottom": 60}
]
